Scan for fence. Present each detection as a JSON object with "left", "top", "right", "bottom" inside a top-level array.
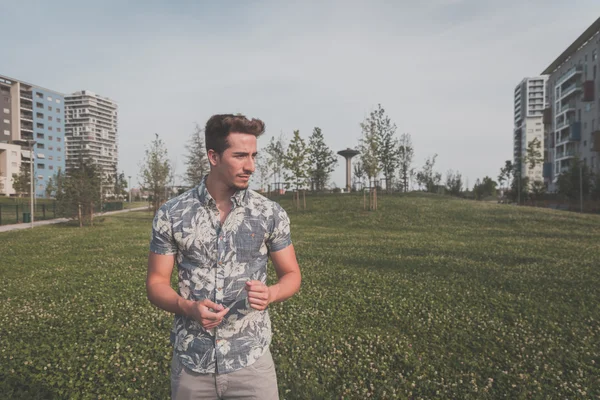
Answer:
[
  {"left": 0, "top": 201, "right": 124, "bottom": 226},
  {"left": 0, "top": 202, "right": 57, "bottom": 226}
]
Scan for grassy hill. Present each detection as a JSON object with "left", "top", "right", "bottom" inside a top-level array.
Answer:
[{"left": 1, "top": 193, "right": 599, "bottom": 399}]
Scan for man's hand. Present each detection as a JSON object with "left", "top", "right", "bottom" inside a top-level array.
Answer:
[
  {"left": 246, "top": 281, "right": 275, "bottom": 311},
  {"left": 187, "top": 299, "right": 230, "bottom": 329}
]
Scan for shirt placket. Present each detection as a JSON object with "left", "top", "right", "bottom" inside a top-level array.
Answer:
[{"left": 214, "top": 200, "right": 237, "bottom": 373}]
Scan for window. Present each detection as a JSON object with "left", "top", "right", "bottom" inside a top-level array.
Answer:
[
  {"left": 57, "top": 137, "right": 61, "bottom": 142},
  {"left": 56, "top": 108, "right": 60, "bottom": 113},
  {"left": 36, "top": 92, "right": 43, "bottom": 99},
  {"left": 36, "top": 123, "right": 44, "bottom": 129},
  {"left": 3, "top": 129, "right": 9, "bottom": 136},
  {"left": 49, "top": 136, "right": 53, "bottom": 141},
  {"left": 49, "top": 165, "right": 54, "bottom": 170},
  {"left": 11, "top": 151, "right": 17, "bottom": 157},
  {"left": 36, "top": 133, "right": 44, "bottom": 139},
  {"left": 48, "top": 126, "right": 53, "bottom": 131},
  {"left": 57, "top": 147, "right": 61, "bottom": 152},
  {"left": 3, "top": 119, "right": 9, "bottom": 124},
  {"left": 58, "top": 156, "right": 62, "bottom": 161},
  {"left": 584, "top": 140, "right": 587, "bottom": 147},
  {"left": 48, "top": 106, "right": 53, "bottom": 111},
  {"left": 36, "top": 102, "right": 43, "bottom": 108},
  {"left": 48, "top": 116, "right": 53, "bottom": 121},
  {"left": 11, "top": 162, "right": 17, "bottom": 168},
  {"left": 37, "top": 143, "right": 44, "bottom": 149},
  {"left": 47, "top": 96, "right": 52, "bottom": 102},
  {"left": 48, "top": 156, "right": 53, "bottom": 161},
  {"left": 57, "top": 117, "right": 61, "bottom": 123},
  {"left": 49, "top": 146, "right": 53, "bottom": 151},
  {"left": 57, "top": 127, "right": 61, "bottom": 133},
  {"left": 3, "top": 108, "right": 9, "bottom": 114},
  {"left": 37, "top": 163, "right": 45, "bottom": 169},
  {"left": 56, "top": 99, "right": 61, "bottom": 104}
]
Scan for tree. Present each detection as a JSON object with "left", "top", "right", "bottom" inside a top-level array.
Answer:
[
  {"left": 353, "top": 160, "right": 366, "bottom": 190},
  {"left": 266, "top": 134, "right": 286, "bottom": 193},
  {"left": 45, "top": 176, "right": 56, "bottom": 199},
  {"left": 525, "top": 137, "right": 543, "bottom": 189},
  {"left": 139, "top": 134, "right": 173, "bottom": 213},
  {"left": 398, "top": 133, "right": 414, "bottom": 193},
  {"left": 530, "top": 180, "right": 546, "bottom": 204},
  {"left": 12, "top": 163, "right": 30, "bottom": 197},
  {"left": 254, "top": 152, "right": 271, "bottom": 192},
  {"left": 473, "top": 176, "right": 497, "bottom": 200},
  {"left": 358, "top": 118, "right": 380, "bottom": 188},
  {"left": 556, "top": 157, "right": 592, "bottom": 201},
  {"left": 56, "top": 158, "right": 101, "bottom": 226},
  {"left": 498, "top": 160, "right": 513, "bottom": 196},
  {"left": 445, "top": 170, "right": 463, "bottom": 197},
  {"left": 416, "top": 154, "right": 442, "bottom": 193},
  {"left": 110, "top": 171, "right": 128, "bottom": 199},
  {"left": 307, "top": 127, "right": 337, "bottom": 191},
  {"left": 184, "top": 124, "right": 209, "bottom": 187},
  {"left": 283, "top": 130, "right": 309, "bottom": 191}
]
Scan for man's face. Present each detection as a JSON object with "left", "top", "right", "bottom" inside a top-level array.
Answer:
[{"left": 210, "top": 132, "right": 257, "bottom": 191}]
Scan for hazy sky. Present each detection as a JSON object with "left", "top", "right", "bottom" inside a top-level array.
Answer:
[{"left": 2, "top": 0, "right": 599, "bottom": 190}]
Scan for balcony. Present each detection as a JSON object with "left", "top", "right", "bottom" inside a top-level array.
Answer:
[
  {"left": 555, "top": 149, "right": 576, "bottom": 160},
  {"left": 557, "top": 101, "right": 576, "bottom": 115},
  {"left": 20, "top": 102, "right": 33, "bottom": 111},
  {"left": 569, "top": 122, "right": 581, "bottom": 141},
  {"left": 560, "top": 82, "right": 582, "bottom": 100},
  {"left": 20, "top": 112, "right": 33, "bottom": 122},
  {"left": 557, "top": 65, "right": 583, "bottom": 86},
  {"left": 555, "top": 117, "right": 574, "bottom": 131},
  {"left": 19, "top": 92, "right": 33, "bottom": 100}
]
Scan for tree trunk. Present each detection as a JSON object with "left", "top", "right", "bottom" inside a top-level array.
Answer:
[{"left": 78, "top": 203, "right": 83, "bottom": 228}]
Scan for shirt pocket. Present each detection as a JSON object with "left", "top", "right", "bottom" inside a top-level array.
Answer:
[{"left": 233, "top": 220, "right": 266, "bottom": 263}]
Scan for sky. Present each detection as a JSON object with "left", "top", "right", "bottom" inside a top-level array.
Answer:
[{"left": 2, "top": 0, "right": 600, "bottom": 190}]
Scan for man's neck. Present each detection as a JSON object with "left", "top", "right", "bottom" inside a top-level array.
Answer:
[{"left": 205, "top": 173, "right": 236, "bottom": 206}]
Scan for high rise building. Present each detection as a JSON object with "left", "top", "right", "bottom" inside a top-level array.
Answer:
[
  {"left": 542, "top": 17, "right": 600, "bottom": 192},
  {"left": 64, "top": 90, "right": 118, "bottom": 179},
  {"left": 513, "top": 76, "right": 548, "bottom": 185},
  {"left": 0, "top": 74, "right": 65, "bottom": 197}
]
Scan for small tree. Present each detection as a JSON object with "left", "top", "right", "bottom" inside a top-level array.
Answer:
[
  {"left": 45, "top": 176, "right": 56, "bottom": 199},
  {"left": 183, "top": 124, "right": 209, "bottom": 187},
  {"left": 266, "top": 134, "right": 286, "bottom": 193},
  {"left": 353, "top": 160, "right": 366, "bottom": 190},
  {"left": 530, "top": 180, "right": 546, "bottom": 205},
  {"left": 445, "top": 170, "right": 463, "bottom": 197},
  {"left": 358, "top": 119, "right": 380, "bottom": 188},
  {"left": 307, "top": 127, "right": 337, "bottom": 191},
  {"left": 556, "top": 157, "right": 592, "bottom": 201},
  {"left": 498, "top": 160, "right": 513, "bottom": 198},
  {"left": 283, "top": 130, "right": 309, "bottom": 191},
  {"left": 57, "top": 158, "right": 101, "bottom": 226},
  {"left": 473, "top": 176, "right": 497, "bottom": 200},
  {"left": 416, "top": 154, "right": 442, "bottom": 193},
  {"left": 254, "top": 152, "right": 271, "bottom": 192},
  {"left": 398, "top": 133, "right": 414, "bottom": 193},
  {"left": 12, "top": 163, "right": 31, "bottom": 197},
  {"left": 139, "top": 134, "right": 172, "bottom": 213}
]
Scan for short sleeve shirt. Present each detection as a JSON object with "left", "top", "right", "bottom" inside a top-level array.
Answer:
[{"left": 149, "top": 177, "right": 292, "bottom": 374}]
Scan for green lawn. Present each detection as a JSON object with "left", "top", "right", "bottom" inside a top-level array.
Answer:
[{"left": 1, "top": 193, "right": 599, "bottom": 399}]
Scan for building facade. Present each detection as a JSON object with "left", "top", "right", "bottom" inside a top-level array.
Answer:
[
  {"left": 513, "top": 76, "right": 547, "bottom": 185},
  {"left": 0, "top": 75, "right": 65, "bottom": 197},
  {"left": 542, "top": 17, "right": 600, "bottom": 192},
  {"left": 65, "top": 91, "right": 118, "bottom": 180}
]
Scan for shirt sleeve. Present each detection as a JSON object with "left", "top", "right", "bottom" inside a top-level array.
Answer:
[
  {"left": 266, "top": 203, "right": 292, "bottom": 253},
  {"left": 149, "top": 205, "right": 178, "bottom": 255}
]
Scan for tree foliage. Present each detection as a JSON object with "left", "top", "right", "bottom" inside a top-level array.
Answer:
[
  {"left": 398, "top": 133, "right": 414, "bottom": 192},
  {"left": 266, "top": 134, "right": 286, "bottom": 192},
  {"left": 307, "top": 127, "right": 337, "bottom": 191},
  {"left": 445, "top": 170, "right": 463, "bottom": 197},
  {"left": 416, "top": 154, "right": 442, "bottom": 193},
  {"left": 184, "top": 124, "right": 209, "bottom": 187},
  {"left": 283, "top": 130, "right": 310, "bottom": 191},
  {"left": 139, "top": 134, "right": 172, "bottom": 213}
]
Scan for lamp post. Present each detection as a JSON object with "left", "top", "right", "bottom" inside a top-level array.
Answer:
[
  {"left": 128, "top": 175, "right": 132, "bottom": 203},
  {"left": 29, "top": 140, "right": 35, "bottom": 228}
]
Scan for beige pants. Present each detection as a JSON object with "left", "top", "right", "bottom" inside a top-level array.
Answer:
[{"left": 171, "top": 348, "right": 279, "bottom": 400}]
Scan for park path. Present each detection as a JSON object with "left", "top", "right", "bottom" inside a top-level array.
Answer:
[{"left": 0, "top": 206, "right": 150, "bottom": 233}]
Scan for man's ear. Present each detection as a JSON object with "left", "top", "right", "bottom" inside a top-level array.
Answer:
[{"left": 207, "top": 149, "right": 219, "bottom": 167}]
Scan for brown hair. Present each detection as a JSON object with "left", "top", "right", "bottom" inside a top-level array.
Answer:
[{"left": 205, "top": 114, "right": 265, "bottom": 154}]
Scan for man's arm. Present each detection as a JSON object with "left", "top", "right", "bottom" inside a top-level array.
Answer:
[
  {"left": 246, "top": 245, "right": 301, "bottom": 310},
  {"left": 146, "top": 252, "right": 228, "bottom": 329}
]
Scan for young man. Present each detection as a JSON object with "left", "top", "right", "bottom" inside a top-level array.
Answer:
[{"left": 146, "top": 114, "right": 301, "bottom": 400}]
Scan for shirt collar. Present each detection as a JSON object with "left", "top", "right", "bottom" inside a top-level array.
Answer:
[{"left": 196, "top": 175, "right": 248, "bottom": 207}]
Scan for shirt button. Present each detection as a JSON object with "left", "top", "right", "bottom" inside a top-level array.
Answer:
[{"left": 218, "top": 287, "right": 222, "bottom": 291}]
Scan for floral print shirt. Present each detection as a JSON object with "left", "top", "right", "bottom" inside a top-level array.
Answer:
[{"left": 149, "top": 177, "right": 292, "bottom": 374}]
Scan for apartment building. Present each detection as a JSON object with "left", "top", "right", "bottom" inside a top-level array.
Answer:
[
  {"left": 64, "top": 90, "right": 118, "bottom": 180},
  {"left": 0, "top": 75, "right": 65, "bottom": 197},
  {"left": 542, "top": 17, "right": 600, "bottom": 191},
  {"left": 514, "top": 76, "right": 548, "bottom": 185}
]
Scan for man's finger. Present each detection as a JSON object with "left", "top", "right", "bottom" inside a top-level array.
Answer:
[{"left": 203, "top": 299, "right": 224, "bottom": 311}]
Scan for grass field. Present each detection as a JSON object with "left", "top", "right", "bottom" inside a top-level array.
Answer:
[{"left": 1, "top": 193, "right": 599, "bottom": 399}]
